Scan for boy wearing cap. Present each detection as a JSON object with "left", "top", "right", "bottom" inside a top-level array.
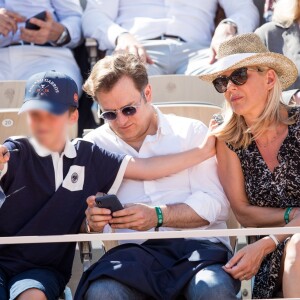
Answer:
[{"left": 0, "top": 71, "right": 214, "bottom": 300}]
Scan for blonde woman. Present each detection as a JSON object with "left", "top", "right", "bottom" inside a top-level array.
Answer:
[
  {"left": 200, "top": 33, "right": 300, "bottom": 298},
  {"left": 256, "top": 0, "right": 300, "bottom": 98}
]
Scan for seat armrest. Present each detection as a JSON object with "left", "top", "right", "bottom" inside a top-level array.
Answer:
[
  {"left": 85, "top": 38, "right": 99, "bottom": 68},
  {"left": 79, "top": 241, "right": 93, "bottom": 272}
]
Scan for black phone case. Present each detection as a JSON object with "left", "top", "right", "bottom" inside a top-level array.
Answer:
[
  {"left": 95, "top": 195, "right": 123, "bottom": 213},
  {"left": 25, "top": 11, "right": 47, "bottom": 30}
]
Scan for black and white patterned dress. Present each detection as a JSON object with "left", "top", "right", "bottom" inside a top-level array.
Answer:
[{"left": 227, "top": 107, "right": 300, "bottom": 299}]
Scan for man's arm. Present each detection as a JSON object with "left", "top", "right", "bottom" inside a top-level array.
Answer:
[
  {"left": 49, "top": 0, "right": 82, "bottom": 48},
  {"left": 209, "top": 0, "right": 260, "bottom": 63},
  {"left": 83, "top": 0, "right": 126, "bottom": 50},
  {"left": 20, "top": 0, "right": 82, "bottom": 48},
  {"left": 219, "top": 0, "right": 259, "bottom": 34}
]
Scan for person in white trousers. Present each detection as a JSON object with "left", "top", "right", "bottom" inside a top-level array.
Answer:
[
  {"left": 83, "top": 0, "right": 260, "bottom": 76},
  {"left": 0, "top": 0, "right": 83, "bottom": 91}
]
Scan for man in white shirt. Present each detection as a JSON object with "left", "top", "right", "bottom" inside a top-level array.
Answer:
[
  {"left": 83, "top": 0, "right": 259, "bottom": 75},
  {"left": 74, "top": 53, "right": 240, "bottom": 300},
  {"left": 0, "top": 0, "right": 82, "bottom": 89}
]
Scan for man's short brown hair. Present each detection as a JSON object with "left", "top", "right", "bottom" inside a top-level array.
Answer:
[{"left": 83, "top": 52, "right": 149, "bottom": 101}]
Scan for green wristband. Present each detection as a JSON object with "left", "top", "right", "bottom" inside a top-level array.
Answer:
[
  {"left": 155, "top": 207, "right": 163, "bottom": 228},
  {"left": 284, "top": 207, "right": 293, "bottom": 224}
]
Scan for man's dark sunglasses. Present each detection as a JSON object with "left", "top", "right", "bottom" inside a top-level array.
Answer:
[
  {"left": 212, "top": 67, "right": 263, "bottom": 93},
  {"left": 100, "top": 93, "right": 144, "bottom": 121}
]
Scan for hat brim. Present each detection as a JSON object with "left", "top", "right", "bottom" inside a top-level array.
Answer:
[
  {"left": 19, "top": 99, "right": 70, "bottom": 115},
  {"left": 199, "top": 52, "right": 298, "bottom": 90}
]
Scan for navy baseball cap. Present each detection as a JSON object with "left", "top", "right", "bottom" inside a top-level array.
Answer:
[{"left": 19, "top": 70, "right": 79, "bottom": 115}]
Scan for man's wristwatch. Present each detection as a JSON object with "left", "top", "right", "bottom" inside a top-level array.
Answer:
[
  {"left": 220, "top": 20, "right": 238, "bottom": 34},
  {"left": 53, "top": 27, "right": 71, "bottom": 46}
]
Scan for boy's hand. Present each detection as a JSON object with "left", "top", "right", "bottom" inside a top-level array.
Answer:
[
  {"left": 0, "top": 145, "right": 10, "bottom": 169},
  {"left": 110, "top": 204, "right": 157, "bottom": 231},
  {"left": 85, "top": 196, "right": 112, "bottom": 232}
]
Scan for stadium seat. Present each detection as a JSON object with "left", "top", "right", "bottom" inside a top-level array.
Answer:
[
  {"left": 156, "top": 102, "right": 221, "bottom": 126},
  {"left": 0, "top": 109, "right": 29, "bottom": 142},
  {"left": 0, "top": 81, "right": 26, "bottom": 109},
  {"left": 149, "top": 75, "right": 225, "bottom": 107},
  {"left": 0, "top": 108, "right": 78, "bottom": 143}
]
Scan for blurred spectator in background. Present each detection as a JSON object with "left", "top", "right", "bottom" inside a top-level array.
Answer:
[
  {"left": 264, "top": 0, "right": 275, "bottom": 22},
  {"left": 83, "top": 0, "right": 259, "bottom": 76},
  {"left": 0, "top": 0, "right": 82, "bottom": 90},
  {"left": 256, "top": 0, "right": 300, "bottom": 104}
]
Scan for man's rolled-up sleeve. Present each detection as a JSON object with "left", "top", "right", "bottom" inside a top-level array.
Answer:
[
  {"left": 83, "top": 0, "right": 128, "bottom": 50},
  {"left": 184, "top": 157, "right": 230, "bottom": 228},
  {"left": 182, "top": 121, "right": 230, "bottom": 229},
  {"left": 52, "top": 0, "right": 83, "bottom": 48},
  {"left": 219, "top": 0, "right": 260, "bottom": 33}
]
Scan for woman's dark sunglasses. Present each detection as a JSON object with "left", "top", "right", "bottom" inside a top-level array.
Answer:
[
  {"left": 212, "top": 67, "right": 263, "bottom": 93},
  {"left": 100, "top": 93, "right": 144, "bottom": 121}
]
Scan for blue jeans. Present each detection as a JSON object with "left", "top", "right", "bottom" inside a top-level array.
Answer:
[
  {"left": 84, "top": 264, "right": 240, "bottom": 300},
  {"left": 0, "top": 268, "right": 63, "bottom": 300}
]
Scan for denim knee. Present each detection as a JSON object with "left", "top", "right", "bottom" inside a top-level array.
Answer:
[
  {"left": 184, "top": 264, "right": 240, "bottom": 300},
  {"left": 84, "top": 278, "right": 144, "bottom": 300}
]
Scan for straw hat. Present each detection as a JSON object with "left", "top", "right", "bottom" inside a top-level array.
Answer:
[{"left": 199, "top": 33, "right": 298, "bottom": 90}]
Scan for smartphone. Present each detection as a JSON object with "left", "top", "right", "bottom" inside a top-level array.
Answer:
[
  {"left": 25, "top": 11, "right": 47, "bottom": 30},
  {"left": 95, "top": 195, "right": 123, "bottom": 213}
]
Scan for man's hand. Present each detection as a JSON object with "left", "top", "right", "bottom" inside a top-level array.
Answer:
[
  {"left": 110, "top": 204, "right": 157, "bottom": 231},
  {"left": 116, "top": 33, "right": 154, "bottom": 64},
  {"left": 0, "top": 145, "right": 10, "bottom": 171},
  {"left": 20, "top": 11, "right": 65, "bottom": 45},
  {"left": 209, "top": 22, "right": 237, "bottom": 64},
  {"left": 0, "top": 8, "right": 25, "bottom": 36},
  {"left": 223, "top": 238, "right": 275, "bottom": 281},
  {"left": 85, "top": 196, "right": 112, "bottom": 232}
]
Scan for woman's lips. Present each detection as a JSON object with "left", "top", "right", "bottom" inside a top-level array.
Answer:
[{"left": 230, "top": 95, "right": 243, "bottom": 102}]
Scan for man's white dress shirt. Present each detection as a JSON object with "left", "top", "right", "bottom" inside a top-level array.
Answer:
[
  {"left": 83, "top": 0, "right": 259, "bottom": 50},
  {"left": 85, "top": 108, "right": 231, "bottom": 249}
]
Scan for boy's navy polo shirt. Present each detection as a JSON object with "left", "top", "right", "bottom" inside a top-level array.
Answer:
[{"left": 0, "top": 137, "right": 129, "bottom": 284}]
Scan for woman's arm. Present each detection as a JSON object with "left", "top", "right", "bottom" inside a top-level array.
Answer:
[
  {"left": 216, "top": 140, "right": 286, "bottom": 227},
  {"left": 124, "top": 134, "right": 216, "bottom": 181}
]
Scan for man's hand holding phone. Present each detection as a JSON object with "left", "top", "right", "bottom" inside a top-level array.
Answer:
[
  {"left": 21, "top": 11, "right": 65, "bottom": 45},
  {"left": 86, "top": 195, "right": 157, "bottom": 232},
  {"left": 86, "top": 196, "right": 113, "bottom": 233}
]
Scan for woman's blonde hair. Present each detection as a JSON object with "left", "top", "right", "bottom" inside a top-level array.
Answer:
[
  {"left": 273, "top": 0, "right": 300, "bottom": 27},
  {"left": 214, "top": 72, "right": 293, "bottom": 149}
]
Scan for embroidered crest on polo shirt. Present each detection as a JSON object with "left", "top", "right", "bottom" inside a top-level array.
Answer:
[
  {"left": 71, "top": 172, "right": 79, "bottom": 183},
  {"left": 63, "top": 165, "right": 85, "bottom": 192}
]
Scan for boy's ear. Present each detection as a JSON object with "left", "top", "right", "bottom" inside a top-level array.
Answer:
[{"left": 69, "top": 109, "right": 79, "bottom": 125}]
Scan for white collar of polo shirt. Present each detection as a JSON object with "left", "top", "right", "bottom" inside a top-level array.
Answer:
[{"left": 30, "top": 138, "right": 77, "bottom": 159}]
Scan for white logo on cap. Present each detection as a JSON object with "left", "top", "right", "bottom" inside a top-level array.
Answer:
[{"left": 29, "top": 78, "right": 60, "bottom": 94}]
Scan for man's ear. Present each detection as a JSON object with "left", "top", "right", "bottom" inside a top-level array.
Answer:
[
  {"left": 69, "top": 109, "right": 79, "bottom": 125},
  {"left": 144, "top": 84, "right": 152, "bottom": 104},
  {"left": 266, "top": 69, "right": 276, "bottom": 91}
]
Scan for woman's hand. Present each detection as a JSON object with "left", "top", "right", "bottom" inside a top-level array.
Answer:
[{"left": 223, "top": 238, "right": 276, "bottom": 281}]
